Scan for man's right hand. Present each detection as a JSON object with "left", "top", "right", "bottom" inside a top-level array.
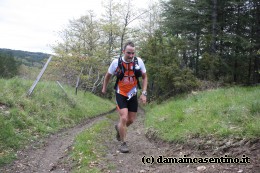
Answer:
[
  {"left": 102, "top": 73, "right": 111, "bottom": 95},
  {"left": 102, "top": 88, "right": 106, "bottom": 94}
]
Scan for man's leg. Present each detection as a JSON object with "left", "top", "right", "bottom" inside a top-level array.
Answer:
[
  {"left": 126, "top": 94, "right": 138, "bottom": 127},
  {"left": 126, "top": 111, "right": 137, "bottom": 127},
  {"left": 117, "top": 111, "right": 137, "bottom": 141},
  {"left": 117, "top": 108, "right": 128, "bottom": 142},
  {"left": 117, "top": 108, "right": 130, "bottom": 153},
  {"left": 115, "top": 93, "right": 138, "bottom": 153}
]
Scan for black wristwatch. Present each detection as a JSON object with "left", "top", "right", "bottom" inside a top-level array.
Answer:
[{"left": 142, "top": 91, "right": 147, "bottom": 96}]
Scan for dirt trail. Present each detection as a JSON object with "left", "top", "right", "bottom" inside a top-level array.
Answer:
[
  {"left": 102, "top": 108, "right": 195, "bottom": 173},
  {"left": 1, "top": 108, "right": 259, "bottom": 173},
  {"left": 101, "top": 108, "right": 259, "bottom": 173},
  {"left": 0, "top": 110, "right": 115, "bottom": 173}
]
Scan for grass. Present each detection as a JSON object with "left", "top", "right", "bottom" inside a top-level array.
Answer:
[
  {"left": 1, "top": 77, "right": 259, "bottom": 170},
  {"left": 70, "top": 115, "right": 116, "bottom": 173},
  {"left": 145, "top": 86, "right": 260, "bottom": 142},
  {"left": 0, "top": 77, "right": 115, "bottom": 166}
]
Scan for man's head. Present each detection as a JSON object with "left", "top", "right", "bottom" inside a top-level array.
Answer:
[{"left": 123, "top": 41, "right": 135, "bottom": 61}]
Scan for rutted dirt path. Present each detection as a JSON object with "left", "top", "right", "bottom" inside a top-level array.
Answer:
[
  {"left": 1, "top": 107, "right": 259, "bottom": 173},
  {"left": 101, "top": 108, "right": 259, "bottom": 173},
  {"left": 0, "top": 109, "right": 115, "bottom": 173},
  {"left": 101, "top": 108, "right": 196, "bottom": 173}
]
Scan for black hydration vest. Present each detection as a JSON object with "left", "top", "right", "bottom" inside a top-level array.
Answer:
[{"left": 114, "top": 57, "right": 142, "bottom": 90}]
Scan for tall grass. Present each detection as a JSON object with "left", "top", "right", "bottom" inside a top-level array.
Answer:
[
  {"left": 145, "top": 86, "right": 260, "bottom": 142},
  {"left": 0, "top": 77, "right": 115, "bottom": 166}
]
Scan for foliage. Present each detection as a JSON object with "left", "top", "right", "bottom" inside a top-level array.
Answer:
[
  {"left": 0, "top": 48, "right": 50, "bottom": 67},
  {"left": 159, "top": 0, "right": 259, "bottom": 85},
  {"left": 139, "top": 31, "right": 200, "bottom": 102},
  {"left": 198, "top": 52, "right": 222, "bottom": 80},
  {"left": 51, "top": 12, "right": 110, "bottom": 94},
  {"left": 0, "top": 51, "right": 19, "bottom": 78},
  {"left": 17, "top": 64, "right": 40, "bottom": 80},
  {"left": 50, "top": 1, "right": 152, "bottom": 97},
  {"left": 0, "top": 78, "right": 114, "bottom": 166},
  {"left": 100, "top": 0, "right": 124, "bottom": 59},
  {"left": 145, "top": 86, "right": 260, "bottom": 142},
  {"left": 49, "top": 0, "right": 259, "bottom": 101}
]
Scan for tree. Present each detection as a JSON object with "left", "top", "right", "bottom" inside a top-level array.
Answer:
[
  {"left": 160, "top": 0, "right": 259, "bottom": 85},
  {"left": 137, "top": 0, "right": 162, "bottom": 43},
  {"left": 100, "top": 0, "right": 122, "bottom": 59},
  {"left": 250, "top": 0, "right": 260, "bottom": 84},
  {"left": 115, "top": 0, "right": 154, "bottom": 55},
  {"left": 0, "top": 52, "right": 19, "bottom": 78},
  {"left": 51, "top": 11, "right": 104, "bottom": 92},
  {"left": 139, "top": 30, "right": 199, "bottom": 101}
]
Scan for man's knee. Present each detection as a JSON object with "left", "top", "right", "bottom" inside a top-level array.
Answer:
[
  {"left": 118, "top": 108, "right": 128, "bottom": 124},
  {"left": 126, "top": 119, "right": 134, "bottom": 126},
  {"left": 120, "top": 115, "right": 128, "bottom": 124}
]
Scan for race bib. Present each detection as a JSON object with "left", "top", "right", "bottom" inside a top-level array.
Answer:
[{"left": 127, "top": 87, "right": 137, "bottom": 100}]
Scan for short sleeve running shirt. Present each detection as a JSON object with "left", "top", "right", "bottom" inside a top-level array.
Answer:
[{"left": 108, "top": 57, "right": 146, "bottom": 99}]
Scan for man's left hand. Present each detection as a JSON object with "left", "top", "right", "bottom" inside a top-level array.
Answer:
[{"left": 140, "top": 94, "right": 147, "bottom": 105}]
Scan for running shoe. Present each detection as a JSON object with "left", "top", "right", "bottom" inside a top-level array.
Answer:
[{"left": 119, "top": 142, "right": 129, "bottom": 153}]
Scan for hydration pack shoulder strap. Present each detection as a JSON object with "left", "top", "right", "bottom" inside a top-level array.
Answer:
[
  {"left": 133, "top": 57, "right": 141, "bottom": 89},
  {"left": 114, "top": 57, "right": 123, "bottom": 90}
]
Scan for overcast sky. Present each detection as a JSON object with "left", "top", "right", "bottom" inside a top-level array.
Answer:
[{"left": 0, "top": 0, "right": 153, "bottom": 54}]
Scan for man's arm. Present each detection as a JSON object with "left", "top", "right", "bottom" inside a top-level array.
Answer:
[
  {"left": 102, "top": 72, "right": 112, "bottom": 94},
  {"left": 141, "top": 73, "right": 148, "bottom": 92},
  {"left": 140, "top": 72, "right": 148, "bottom": 104}
]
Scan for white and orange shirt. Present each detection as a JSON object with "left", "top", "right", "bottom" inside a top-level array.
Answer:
[{"left": 108, "top": 57, "right": 146, "bottom": 99}]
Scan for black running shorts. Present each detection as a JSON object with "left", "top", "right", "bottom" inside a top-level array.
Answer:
[{"left": 115, "top": 92, "right": 138, "bottom": 112}]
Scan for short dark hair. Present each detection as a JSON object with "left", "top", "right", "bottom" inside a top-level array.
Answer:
[{"left": 123, "top": 41, "right": 135, "bottom": 50}]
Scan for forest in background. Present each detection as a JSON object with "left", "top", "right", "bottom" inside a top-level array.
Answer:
[
  {"left": 0, "top": 49, "right": 48, "bottom": 78},
  {"left": 1, "top": 0, "right": 259, "bottom": 102},
  {"left": 0, "top": 48, "right": 50, "bottom": 67}
]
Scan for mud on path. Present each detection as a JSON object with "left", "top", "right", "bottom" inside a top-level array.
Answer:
[{"left": 1, "top": 108, "right": 259, "bottom": 173}]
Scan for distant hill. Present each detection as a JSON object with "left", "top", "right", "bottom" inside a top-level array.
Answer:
[{"left": 0, "top": 48, "right": 51, "bottom": 67}]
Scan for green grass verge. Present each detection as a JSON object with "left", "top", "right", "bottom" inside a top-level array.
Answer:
[
  {"left": 70, "top": 116, "right": 115, "bottom": 173},
  {"left": 0, "top": 77, "right": 115, "bottom": 167},
  {"left": 145, "top": 86, "right": 260, "bottom": 142}
]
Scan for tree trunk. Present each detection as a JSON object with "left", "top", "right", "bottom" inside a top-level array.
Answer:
[
  {"left": 196, "top": 32, "right": 199, "bottom": 76},
  {"left": 211, "top": 0, "right": 217, "bottom": 54},
  {"left": 119, "top": 12, "right": 129, "bottom": 57},
  {"left": 253, "top": 0, "right": 260, "bottom": 83},
  {"left": 233, "top": 3, "right": 241, "bottom": 83},
  {"left": 247, "top": 53, "right": 252, "bottom": 85},
  {"left": 108, "top": 0, "right": 113, "bottom": 58}
]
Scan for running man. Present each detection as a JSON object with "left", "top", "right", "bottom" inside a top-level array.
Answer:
[{"left": 102, "top": 41, "right": 148, "bottom": 153}]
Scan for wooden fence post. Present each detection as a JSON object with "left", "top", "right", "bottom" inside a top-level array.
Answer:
[
  {"left": 27, "top": 56, "right": 52, "bottom": 96},
  {"left": 75, "top": 67, "right": 84, "bottom": 95},
  {"left": 57, "top": 81, "right": 76, "bottom": 107}
]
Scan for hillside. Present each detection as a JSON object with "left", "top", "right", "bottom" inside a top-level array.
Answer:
[
  {"left": 145, "top": 86, "right": 260, "bottom": 142},
  {"left": 0, "top": 48, "right": 50, "bottom": 67},
  {"left": 0, "top": 77, "right": 115, "bottom": 166}
]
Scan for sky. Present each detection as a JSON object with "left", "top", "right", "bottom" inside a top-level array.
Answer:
[{"left": 0, "top": 0, "right": 154, "bottom": 54}]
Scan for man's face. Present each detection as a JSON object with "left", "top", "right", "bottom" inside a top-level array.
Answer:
[{"left": 123, "top": 45, "right": 135, "bottom": 61}]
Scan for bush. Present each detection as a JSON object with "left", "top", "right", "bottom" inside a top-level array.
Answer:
[{"left": 0, "top": 52, "right": 19, "bottom": 78}]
